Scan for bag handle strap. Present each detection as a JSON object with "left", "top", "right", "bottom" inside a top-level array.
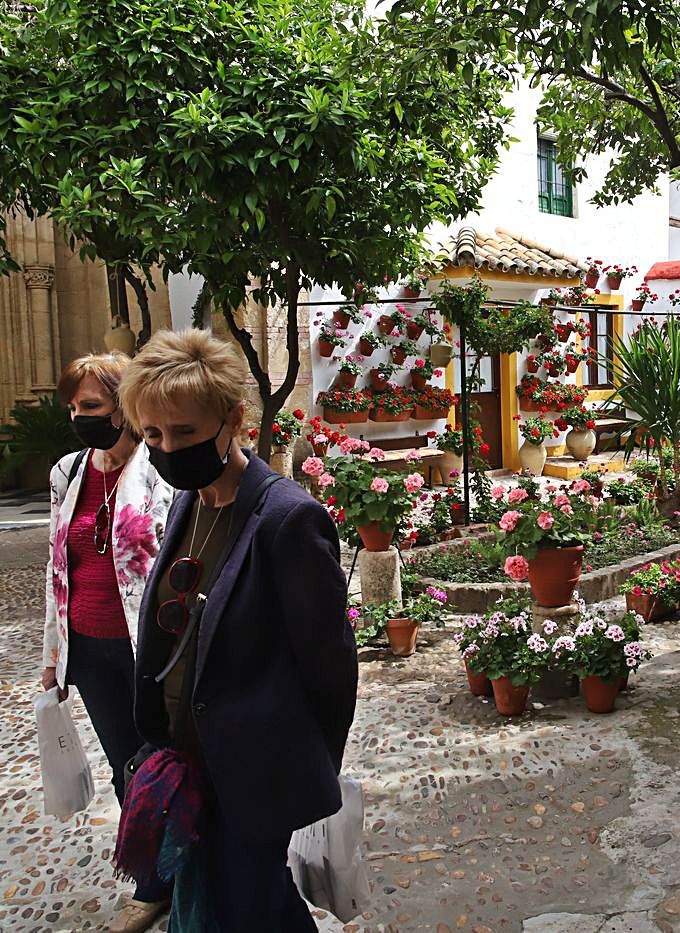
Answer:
[
  {"left": 66, "top": 449, "right": 88, "bottom": 489},
  {"left": 154, "top": 472, "right": 282, "bottom": 685}
]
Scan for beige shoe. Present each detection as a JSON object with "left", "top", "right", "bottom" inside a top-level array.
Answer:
[{"left": 109, "top": 899, "right": 169, "bottom": 933}]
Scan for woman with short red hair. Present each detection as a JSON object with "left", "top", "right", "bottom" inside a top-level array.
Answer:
[{"left": 42, "top": 351, "right": 173, "bottom": 933}]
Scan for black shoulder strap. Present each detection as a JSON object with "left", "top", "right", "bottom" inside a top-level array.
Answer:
[
  {"left": 66, "top": 449, "right": 88, "bottom": 489},
  {"left": 155, "top": 472, "right": 283, "bottom": 685}
]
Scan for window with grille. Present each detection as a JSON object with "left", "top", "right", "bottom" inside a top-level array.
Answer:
[
  {"left": 584, "top": 311, "right": 614, "bottom": 388},
  {"left": 537, "top": 137, "right": 574, "bottom": 217}
]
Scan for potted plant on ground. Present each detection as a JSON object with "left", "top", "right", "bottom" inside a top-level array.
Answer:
[
  {"left": 471, "top": 608, "right": 548, "bottom": 715},
  {"left": 369, "top": 360, "right": 401, "bottom": 391},
  {"left": 368, "top": 385, "right": 415, "bottom": 422},
  {"left": 516, "top": 415, "right": 559, "bottom": 476},
  {"left": 604, "top": 263, "right": 637, "bottom": 291},
  {"left": 571, "top": 609, "right": 651, "bottom": 712},
  {"left": 270, "top": 408, "right": 305, "bottom": 477},
  {"left": 318, "top": 323, "right": 346, "bottom": 357},
  {"left": 499, "top": 479, "right": 610, "bottom": 607},
  {"left": 579, "top": 465, "right": 607, "bottom": 498},
  {"left": 631, "top": 283, "right": 658, "bottom": 313},
  {"left": 606, "top": 477, "right": 651, "bottom": 505},
  {"left": 317, "top": 388, "right": 372, "bottom": 424},
  {"left": 336, "top": 355, "right": 364, "bottom": 388},
  {"left": 410, "top": 357, "right": 442, "bottom": 390},
  {"left": 454, "top": 614, "right": 494, "bottom": 696},
  {"left": 413, "top": 386, "right": 458, "bottom": 420},
  {"left": 539, "top": 349, "right": 567, "bottom": 377},
  {"left": 358, "top": 330, "right": 386, "bottom": 356},
  {"left": 385, "top": 586, "right": 448, "bottom": 657},
  {"left": 391, "top": 338, "right": 418, "bottom": 365},
  {"left": 585, "top": 258, "right": 603, "bottom": 289},
  {"left": 434, "top": 423, "right": 464, "bottom": 479},
  {"left": 620, "top": 560, "right": 680, "bottom": 622},
  {"left": 557, "top": 406, "right": 598, "bottom": 460},
  {"left": 315, "top": 453, "right": 424, "bottom": 551}
]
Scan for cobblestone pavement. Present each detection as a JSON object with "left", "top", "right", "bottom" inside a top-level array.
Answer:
[{"left": 2, "top": 528, "right": 680, "bottom": 932}]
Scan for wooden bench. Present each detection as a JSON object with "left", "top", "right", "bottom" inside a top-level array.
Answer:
[
  {"left": 592, "top": 416, "right": 629, "bottom": 453},
  {"left": 358, "top": 432, "right": 446, "bottom": 486}
]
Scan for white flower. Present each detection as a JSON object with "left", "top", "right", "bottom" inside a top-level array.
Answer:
[
  {"left": 542, "top": 619, "right": 557, "bottom": 635},
  {"left": 527, "top": 634, "right": 549, "bottom": 653},
  {"left": 575, "top": 620, "right": 594, "bottom": 637},
  {"left": 604, "top": 624, "right": 625, "bottom": 642}
]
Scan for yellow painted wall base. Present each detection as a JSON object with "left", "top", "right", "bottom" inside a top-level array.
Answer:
[{"left": 543, "top": 456, "right": 627, "bottom": 480}]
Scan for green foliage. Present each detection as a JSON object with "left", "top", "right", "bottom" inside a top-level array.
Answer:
[
  {"left": 606, "top": 316, "right": 680, "bottom": 495},
  {"left": 323, "top": 456, "right": 419, "bottom": 532},
  {"left": 0, "top": 396, "right": 79, "bottom": 480}
]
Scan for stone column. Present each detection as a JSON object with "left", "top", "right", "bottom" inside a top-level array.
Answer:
[
  {"left": 358, "top": 547, "right": 402, "bottom": 607},
  {"left": 24, "top": 263, "right": 57, "bottom": 394}
]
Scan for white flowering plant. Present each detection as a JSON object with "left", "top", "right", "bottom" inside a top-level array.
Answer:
[
  {"left": 571, "top": 609, "right": 651, "bottom": 681},
  {"left": 455, "top": 608, "right": 548, "bottom": 686}
]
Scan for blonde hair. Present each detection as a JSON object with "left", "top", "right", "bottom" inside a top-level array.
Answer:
[
  {"left": 57, "top": 351, "right": 131, "bottom": 404},
  {"left": 118, "top": 329, "right": 247, "bottom": 432}
]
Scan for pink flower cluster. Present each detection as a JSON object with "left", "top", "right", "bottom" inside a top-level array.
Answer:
[
  {"left": 499, "top": 510, "right": 522, "bottom": 532},
  {"left": 404, "top": 473, "right": 425, "bottom": 493},
  {"left": 370, "top": 477, "right": 389, "bottom": 494},
  {"left": 507, "top": 488, "right": 528, "bottom": 504},
  {"left": 339, "top": 436, "right": 371, "bottom": 455},
  {"left": 537, "top": 511, "right": 554, "bottom": 530},
  {"left": 504, "top": 554, "right": 529, "bottom": 581}
]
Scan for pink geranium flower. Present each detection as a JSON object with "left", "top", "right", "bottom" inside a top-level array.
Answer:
[
  {"left": 504, "top": 555, "right": 529, "bottom": 581},
  {"left": 572, "top": 479, "right": 591, "bottom": 494},
  {"left": 301, "top": 456, "right": 325, "bottom": 477},
  {"left": 318, "top": 472, "right": 335, "bottom": 487},
  {"left": 405, "top": 449, "right": 422, "bottom": 462},
  {"left": 507, "top": 487, "right": 528, "bottom": 504},
  {"left": 499, "top": 510, "right": 522, "bottom": 532},
  {"left": 491, "top": 485, "right": 506, "bottom": 500},
  {"left": 370, "top": 477, "right": 389, "bottom": 494},
  {"left": 403, "top": 473, "right": 425, "bottom": 493},
  {"left": 537, "top": 511, "right": 554, "bottom": 530},
  {"left": 368, "top": 447, "right": 386, "bottom": 460},
  {"left": 554, "top": 493, "right": 570, "bottom": 507},
  {"left": 559, "top": 504, "right": 574, "bottom": 515}
]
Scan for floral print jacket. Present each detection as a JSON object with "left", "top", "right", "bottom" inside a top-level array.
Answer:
[{"left": 43, "top": 444, "right": 174, "bottom": 688}]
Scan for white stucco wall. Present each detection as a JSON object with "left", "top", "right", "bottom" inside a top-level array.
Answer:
[{"left": 670, "top": 182, "right": 680, "bottom": 260}]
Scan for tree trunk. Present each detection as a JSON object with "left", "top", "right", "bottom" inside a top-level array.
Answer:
[
  {"left": 106, "top": 264, "right": 130, "bottom": 324},
  {"left": 123, "top": 265, "right": 152, "bottom": 347}
]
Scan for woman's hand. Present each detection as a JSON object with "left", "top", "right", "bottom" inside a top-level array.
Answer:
[
  {"left": 41, "top": 667, "right": 69, "bottom": 700},
  {"left": 41, "top": 667, "right": 57, "bottom": 691}
]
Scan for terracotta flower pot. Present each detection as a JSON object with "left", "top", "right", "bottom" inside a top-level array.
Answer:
[
  {"left": 491, "top": 677, "right": 530, "bottom": 716},
  {"left": 585, "top": 271, "right": 600, "bottom": 289},
  {"left": 607, "top": 274, "right": 622, "bottom": 290},
  {"left": 377, "top": 315, "right": 394, "bottom": 335},
  {"left": 625, "top": 591, "right": 675, "bottom": 623},
  {"left": 526, "top": 360, "right": 539, "bottom": 374},
  {"left": 520, "top": 398, "right": 543, "bottom": 412},
  {"left": 581, "top": 675, "right": 619, "bottom": 714},
  {"left": 318, "top": 338, "right": 334, "bottom": 357},
  {"left": 358, "top": 337, "right": 375, "bottom": 356},
  {"left": 357, "top": 522, "right": 395, "bottom": 552},
  {"left": 333, "top": 309, "right": 351, "bottom": 328},
  {"left": 406, "top": 321, "right": 424, "bottom": 340},
  {"left": 528, "top": 545, "right": 584, "bottom": 608},
  {"left": 323, "top": 407, "right": 367, "bottom": 424},
  {"left": 540, "top": 298, "right": 557, "bottom": 307},
  {"left": 557, "top": 331, "right": 570, "bottom": 344},
  {"left": 402, "top": 286, "right": 420, "bottom": 299},
  {"left": 566, "top": 428, "right": 596, "bottom": 460},
  {"left": 369, "top": 409, "right": 411, "bottom": 423},
  {"left": 465, "top": 662, "right": 493, "bottom": 697},
  {"left": 414, "top": 405, "right": 449, "bottom": 420},
  {"left": 518, "top": 441, "right": 547, "bottom": 476},
  {"left": 370, "top": 369, "right": 389, "bottom": 391},
  {"left": 386, "top": 616, "right": 419, "bottom": 657},
  {"left": 391, "top": 347, "right": 407, "bottom": 365},
  {"left": 618, "top": 673, "right": 630, "bottom": 692},
  {"left": 548, "top": 364, "right": 562, "bottom": 377},
  {"left": 450, "top": 503, "right": 465, "bottom": 525},
  {"left": 411, "top": 372, "right": 428, "bottom": 391},
  {"left": 631, "top": 298, "right": 645, "bottom": 312},
  {"left": 312, "top": 442, "right": 328, "bottom": 457},
  {"left": 337, "top": 371, "right": 357, "bottom": 388},
  {"left": 566, "top": 359, "right": 579, "bottom": 374}
]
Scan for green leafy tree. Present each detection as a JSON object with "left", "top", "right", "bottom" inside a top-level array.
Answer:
[
  {"left": 384, "top": 0, "right": 678, "bottom": 205},
  {"left": 0, "top": 0, "right": 509, "bottom": 458}
]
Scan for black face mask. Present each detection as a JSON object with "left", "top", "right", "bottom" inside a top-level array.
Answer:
[
  {"left": 71, "top": 414, "right": 124, "bottom": 451},
  {"left": 147, "top": 423, "right": 229, "bottom": 490}
]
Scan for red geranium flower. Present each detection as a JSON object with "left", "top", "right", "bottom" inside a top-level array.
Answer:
[
  {"left": 480, "top": 443, "right": 490, "bottom": 457},
  {"left": 292, "top": 409, "right": 304, "bottom": 420},
  {"left": 272, "top": 424, "right": 281, "bottom": 433}
]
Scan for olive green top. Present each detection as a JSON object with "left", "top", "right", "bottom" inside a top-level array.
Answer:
[{"left": 157, "top": 498, "right": 233, "bottom": 749}]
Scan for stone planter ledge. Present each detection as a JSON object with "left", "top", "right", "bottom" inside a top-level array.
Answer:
[{"left": 419, "top": 541, "right": 680, "bottom": 614}]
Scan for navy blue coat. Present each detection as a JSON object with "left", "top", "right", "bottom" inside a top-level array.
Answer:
[{"left": 134, "top": 450, "right": 358, "bottom": 843}]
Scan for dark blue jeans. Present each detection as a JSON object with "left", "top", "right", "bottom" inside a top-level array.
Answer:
[{"left": 67, "top": 630, "right": 171, "bottom": 904}]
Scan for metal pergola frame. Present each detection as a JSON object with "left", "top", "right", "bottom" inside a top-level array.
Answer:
[{"left": 301, "top": 293, "right": 671, "bottom": 526}]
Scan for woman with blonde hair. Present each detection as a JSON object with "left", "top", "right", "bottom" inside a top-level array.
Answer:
[
  {"left": 115, "top": 328, "right": 357, "bottom": 930},
  {"left": 42, "top": 351, "right": 174, "bottom": 933}
]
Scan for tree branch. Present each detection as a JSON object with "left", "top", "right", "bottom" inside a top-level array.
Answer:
[
  {"left": 221, "top": 302, "right": 272, "bottom": 400},
  {"left": 540, "top": 65, "right": 658, "bottom": 121},
  {"left": 638, "top": 63, "right": 680, "bottom": 167}
]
